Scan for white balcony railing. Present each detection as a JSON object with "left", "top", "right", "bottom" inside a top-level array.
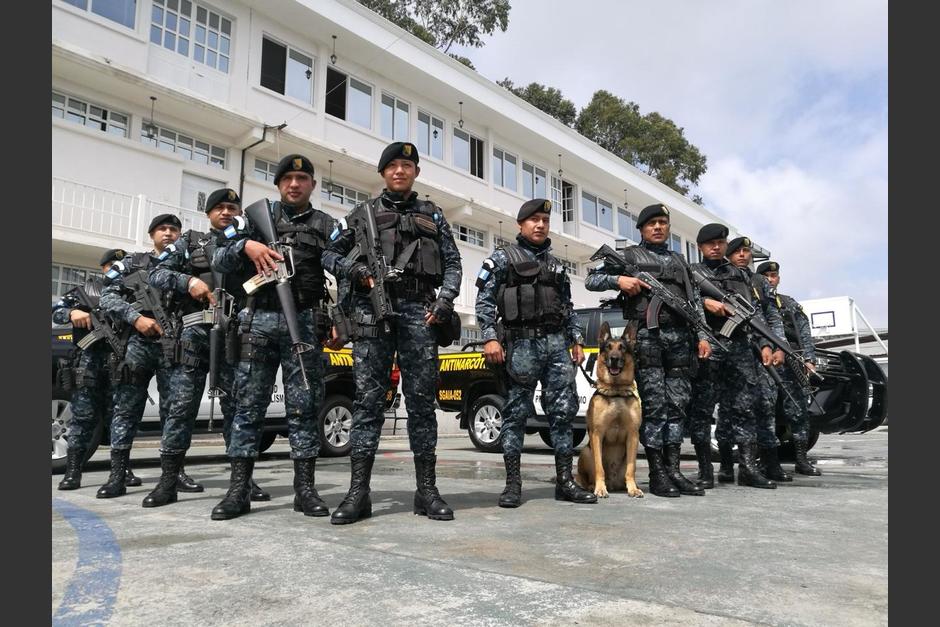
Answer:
[{"left": 53, "top": 177, "right": 211, "bottom": 249}]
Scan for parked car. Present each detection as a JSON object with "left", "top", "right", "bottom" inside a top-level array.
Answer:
[
  {"left": 436, "top": 308, "right": 887, "bottom": 455},
  {"left": 52, "top": 326, "right": 400, "bottom": 473}
]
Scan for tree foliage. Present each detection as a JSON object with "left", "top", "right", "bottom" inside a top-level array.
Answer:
[
  {"left": 358, "top": 1, "right": 510, "bottom": 53},
  {"left": 496, "top": 79, "right": 576, "bottom": 126}
]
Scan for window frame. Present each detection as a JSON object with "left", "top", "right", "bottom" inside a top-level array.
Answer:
[
  {"left": 521, "top": 161, "right": 547, "bottom": 200},
  {"left": 416, "top": 110, "right": 445, "bottom": 161},
  {"left": 149, "top": 0, "right": 233, "bottom": 74},
  {"left": 453, "top": 127, "right": 485, "bottom": 180},
  {"left": 252, "top": 157, "right": 278, "bottom": 183},
  {"left": 492, "top": 147, "right": 518, "bottom": 192},
  {"left": 259, "top": 34, "right": 316, "bottom": 106},
  {"left": 452, "top": 223, "right": 487, "bottom": 248},
  {"left": 320, "top": 179, "right": 370, "bottom": 208},
  {"left": 324, "top": 67, "right": 373, "bottom": 130},
  {"left": 59, "top": 0, "right": 138, "bottom": 30},
  {"left": 140, "top": 122, "right": 227, "bottom": 169},
  {"left": 380, "top": 92, "right": 411, "bottom": 142},
  {"left": 52, "top": 90, "right": 130, "bottom": 138},
  {"left": 617, "top": 206, "right": 641, "bottom": 243},
  {"left": 52, "top": 263, "right": 103, "bottom": 301}
]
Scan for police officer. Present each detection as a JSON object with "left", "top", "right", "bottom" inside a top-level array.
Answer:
[
  {"left": 325, "top": 141, "right": 462, "bottom": 525},
  {"left": 55, "top": 249, "right": 141, "bottom": 490},
  {"left": 95, "top": 214, "right": 183, "bottom": 498},
  {"left": 721, "top": 236, "right": 792, "bottom": 484},
  {"left": 586, "top": 203, "right": 710, "bottom": 498},
  {"left": 145, "top": 189, "right": 269, "bottom": 507},
  {"left": 757, "top": 260, "right": 822, "bottom": 476},
  {"left": 476, "top": 198, "right": 596, "bottom": 508},
  {"left": 210, "top": 156, "right": 335, "bottom": 520},
  {"left": 687, "top": 230, "right": 781, "bottom": 488}
]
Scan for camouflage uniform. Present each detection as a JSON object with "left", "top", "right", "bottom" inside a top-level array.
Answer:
[
  {"left": 475, "top": 234, "right": 585, "bottom": 458},
  {"left": 773, "top": 292, "right": 816, "bottom": 443},
  {"left": 325, "top": 187, "right": 462, "bottom": 522}
]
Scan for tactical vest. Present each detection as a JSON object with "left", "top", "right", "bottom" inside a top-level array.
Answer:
[
  {"left": 699, "top": 262, "right": 753, "bottom": 333},
  {"left": 267, "top": 203, "right": 333, "bottom": 308},
  {"left": 185, "top": 230, "right": 216, "bottom": 288},
  {"left": 619, "top": 246, "right": 694, "bottom": 326},
  {"left": 776, "top": 294, "right": 802, "bottom": 348},
  {"left": 368, "top": 197, "right": 443, "bottom": 288},
  {"left": 496, "top": 244, "right": 567, "bottom": 330}
]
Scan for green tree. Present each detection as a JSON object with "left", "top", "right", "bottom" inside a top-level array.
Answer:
[
  {"left": 576, "top": 90, "right": 707, "bottom": 196},
  {"left": 496, "top": 78, "right": 576, "bottom": 126},
  {"left": 357, "top": 1, "right": 510, "bottom": 53}
]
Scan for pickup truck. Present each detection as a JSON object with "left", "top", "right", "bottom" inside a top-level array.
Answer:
[
  {"left": 436, "top": 307, "right": 888, "bottom": 455},
  {"left": 52, "top": 326, "right": 400, "bottom": 473}
]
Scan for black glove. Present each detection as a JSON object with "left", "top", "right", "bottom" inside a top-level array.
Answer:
[
  {"left": 349, "top": 262, "right": 372, "bottom": 285},
  {"left": 428, "top": 297, "right": 454, "bottom": 322}
]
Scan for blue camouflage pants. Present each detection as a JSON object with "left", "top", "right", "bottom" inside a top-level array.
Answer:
[
  {"left": 686, "top": 354, "right": 724, "bottom": 447},
  {"left": 109, "top": 334, "right": 171, "bottom": 450},
  {"left": 160, "top": 325, "right": 210, "bottom": 454},
  {"left": 218, "top": 359, "right": 238, "bottom": 446},
  {"left": 228, "top": 308, "right": 323, "bottom": 459},
  {"left": 777, "top": 365, "right": 810, "bottom": 442},
  {"left": 65, "top": 343, "right": 113, "bottom": 451},
  {"left": 502, "top": 332, "right": 578, "bottom": 457},
  {"left": 634, "top": 325, "right": 695, "bottom": 449},
  {"left": 350, "top": 298, "right": 438, "bottom": 456},
  {"left": 715, "top": 336, "right": 779, "bottom": 448}
]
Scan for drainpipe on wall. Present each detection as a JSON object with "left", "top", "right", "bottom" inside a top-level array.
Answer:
[{"left": 239, "top": 122, "right": 288, "bottom": 199}]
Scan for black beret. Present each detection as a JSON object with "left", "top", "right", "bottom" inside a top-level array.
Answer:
[
  {"left": 636, "top": 203, "right": 670, "bottom": 229},
  {"left": 273, "top": 154, "right": 315, "bottom": 185},
  {"left": 756, "top": 261, "right": 779, "bottom": 275},
  {"left": 726, "top": 236, "right": 753, "bottom": 256},
  {"left": 377, "top": 142, "right": 419, "bottom": 172},
  {"left": 204, "top": 188, "right": 240, "bottom": 213},
  {"left": 98, "top": 248, "right": 127, "bottom": 266},
  {"left": 147, "top": 213, "right": 182, "bottom": 233},
  {"left": 696, "top": 223, "right": 729, "bottom": 244},
  {"left": 517, "top": 198, "right": 553, "bottom": 222}
]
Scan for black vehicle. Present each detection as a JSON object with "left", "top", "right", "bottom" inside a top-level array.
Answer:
[
  {"left": 52, "top": 325, "right": 400, "bottom": 472},
  {"left": 436, "top": 308, "right": 887, "bottom": 455}
]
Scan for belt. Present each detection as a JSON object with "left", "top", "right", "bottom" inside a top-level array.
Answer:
[{"left": 504, "top": 326, "right": 562, "bottom": 340}]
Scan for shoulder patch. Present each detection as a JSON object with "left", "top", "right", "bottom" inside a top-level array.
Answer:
[{"left": 475, "top": 258, "right": 496, "bottom": 289}]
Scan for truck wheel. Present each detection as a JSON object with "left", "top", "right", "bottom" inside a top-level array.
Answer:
[
  {"left": 52, "top": 387, "right": 103, "bottom": 474},
  {"left": 258, "top": 432, "right": 278, "bottom": 453},
  {"left": 468, "top": 394, "right": 505, "bottom": 453},
  {"left": 319, "top": 395, "right": 353, "bottom": 457},
  {"left": 538, "top": 428, "right": 588, "bottom": 449}
]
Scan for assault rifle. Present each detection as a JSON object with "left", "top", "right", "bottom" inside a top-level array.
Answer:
[
  {"left": 181, "top": 268, "right": 234, "bottom": 430},
  {"left": 342, "top": 200, "right": 400, "bottom": 334},
  {"left": 691, "top": 268, "right": 824, "bottom": 411},
  {"left": 65, "top": 282, "right": 129, "bottom": 358},
  {"left": 590, "top": 244, "right": 728, "bottom": 351},
  {"left": 242, "top": 199, "right": 315, "bottom": 390},
  {"left": 123, "top": 270, "right": 182, "bottom": 364}
]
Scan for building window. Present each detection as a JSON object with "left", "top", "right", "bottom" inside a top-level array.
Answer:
[
  {"left": 686, "top": 240, "right": 701, "bottom": 263},
  {"left": 492, "top": 234, "right": 512, "bottom": 250},
  {"left": 560, "top": 258, "right": 578, "bottom": 276},
  {"left": 522, "top": 162, "right": 547, "bottom": 199},
  {"left": 260, "top": 36, "right": 313, "bottom": 105},
  {"left": 52, "top": 91, "right": 129, "bottom": 138},
  {"left": 551, "top": 176, "right": 575, "bottom": 223},
  {"left": 380, "top": 93, "right": 410, "bottom": 141},
  {"left": 670, "top": 234, "right": 683, "bottom": 254},
  {"left": 141, "top": 124, "right": 226, "bottom": 168},
  {"left": 617, "top": 207, "right": 641, "bottom": 243},
  {"left": 416, "top": 111, "right": 444, "bottom": 160},
  {"left": 52, "top": 264, "right": 102, "bottom": 301},
  {"left": 321, "top": 181, "right": 370, "bottom": 207},
  {"left": 253, "top": 158, "right": 278, "bottom": 182},
  {"left": 61, "top": 0, "right": 137, "bottom": 29},
  {"left": 325, "top": 67, "right": 372, "bottom": 129},
  {"left": 150, "top": 1, "right": 231, "bottom": 73},
  {"left": 492, "top": 148, "right": 518, "bottom": 191},
  {"left": 582, "top": 192, "right": 612, "bottom": 230},
  {"left": 597, "top": 198, "right": 613, "bottom": 231},
  {"left": 453, "top": 128, "right": 484, "bottom": 179},
  {"left": 453, "top": 223, "right": 486, "bottom": 247},
  {"left": 454, "top": 327, "right": 481, "bottom": 347}
]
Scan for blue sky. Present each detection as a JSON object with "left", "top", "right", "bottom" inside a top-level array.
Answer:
[{"left": 453, "top": 0, "right": 888, "bottom": 326}]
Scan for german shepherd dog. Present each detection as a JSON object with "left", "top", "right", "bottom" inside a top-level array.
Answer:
[{"left": 576, "top": 321, "right": 644, "bottom": 498}]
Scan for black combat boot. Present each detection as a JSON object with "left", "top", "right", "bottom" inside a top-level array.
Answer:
[
  {"left": 413, "top": 452, "right": 455, "bottom": 520},
  {"left": 498, "top": 454, "right": 522, "bottom": 508},
  {"left": 645, "top": 446, "right": 680, "bottom": 497},
  {"left": 96, "top": 449, "right": 131, "bottom": 498},
  {"left": 663, "top": 443, "right": 705, "bottom": 495},
  {"left": 124, "top": 467, "right": 142, "bottom": 487},
  {"left": 210, "top": 458, "right": 254, "bottom": 520},
  {"left": 250, "top": 478, "right": 271, "bottom": 501},
  {"left": 331, "top": 453, "right": 375, "bottom": 525},
  {"left": 58, "top": 448, "right": 85, "bottom": 490},
  {"left": 737, "top": 443, "right": 776, "bottom": 489},
  {"left": 759, "top": 446, "right": 793, "bottom": 482},
  {"left": 176, "top": 464, "right": 205, "bottom": 493},
  {"left": 693, "top": 441, "right": 715, "bottom": 489},
  {"left": 142, "top": 452, "right": 185, "bottom": 508},
  {"left": 554, "top": 452, "right": 598, "bottom": 503},
  {"left": 793, "top": 438, "right": 822, "bottom": 476},
  {"left": 293, "top": 458, "right": 329, "bottom": 516},
  {"left": 717, "top": 443, "right": 736, "bottom": 483}
]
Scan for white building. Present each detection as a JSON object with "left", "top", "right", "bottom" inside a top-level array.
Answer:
[{"left": 52, "top": 0, "right": 751, "bottom": 345}]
